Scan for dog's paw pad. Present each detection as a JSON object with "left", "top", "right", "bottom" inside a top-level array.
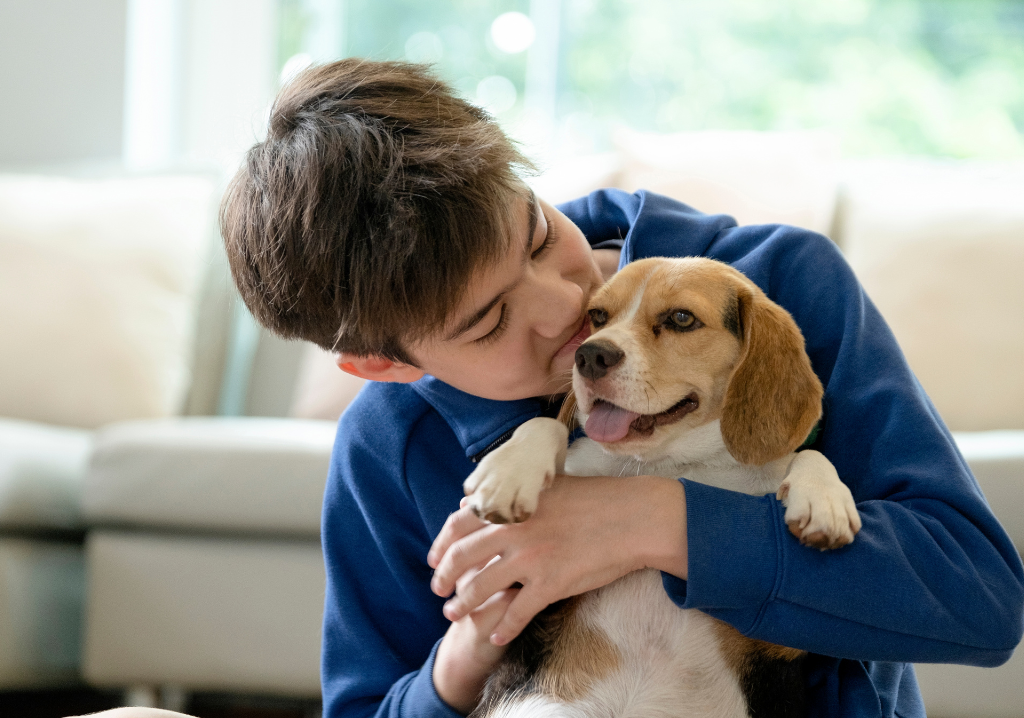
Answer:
[
  {"left": 466, "top": 489, "right": 535, "bottom": 525},
  {"left": 788, "top": 523, "right": 853, "bottom": 550},
  {"left": 781, "top": 485, "right": 859, "bottom": 551}
]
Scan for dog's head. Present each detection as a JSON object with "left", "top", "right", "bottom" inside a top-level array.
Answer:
[{"left": 561, "top": 257, "right": 822, "bottom": 466}]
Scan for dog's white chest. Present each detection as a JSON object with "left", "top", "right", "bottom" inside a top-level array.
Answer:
[{"left": 490, "top": 570, "right": 748, "bottom": 718}]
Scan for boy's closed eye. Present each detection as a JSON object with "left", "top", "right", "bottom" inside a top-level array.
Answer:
[
  {"left": 476, "top": 304, "right": 509, "bottom": 345},
  {"left": 531, "top": 211, "right": 559, "bottom": 259},
  {"left": 474, "top": 210, "right": 559, "bottom": 345}
]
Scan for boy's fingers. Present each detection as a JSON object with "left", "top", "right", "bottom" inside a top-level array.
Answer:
[
  {"left": 454, "top": 554, "right": 502, "bottom": 595},
  {"left": 430, "top": 524, "right": 505, "bottom": 597},
  {"left": 443, "top": 556, "right": 520, "bottom": 621},
  {"left": 489, "top": 589, "right": 547, "bottom": 646},
  {"left": 468, "top": 586, "right": 519, "bottom": 629},
  {"left": 428, "top": 506, "right": 486, "bottom": 569}
]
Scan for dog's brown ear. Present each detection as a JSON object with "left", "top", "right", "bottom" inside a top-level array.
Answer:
[
  {"left": 721, "top": 287, "right": 823, "bottom": 465},
  {"left": 558, "top": 389, "right": 580, "bottom": 432}
]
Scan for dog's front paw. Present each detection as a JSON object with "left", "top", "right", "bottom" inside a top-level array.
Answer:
[
  {"left": 777, "top": 450, "right": 862, "bottom": 550},
  {"left": 463, "top": 456, "right": 542, "bottom": 524},
  {"left": 462, "top": 418, "right": 567, "bottom": 524}
]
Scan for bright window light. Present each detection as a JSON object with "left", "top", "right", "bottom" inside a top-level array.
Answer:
[{"left": 476, "top": 75, "right": 518, "bottom": 114}]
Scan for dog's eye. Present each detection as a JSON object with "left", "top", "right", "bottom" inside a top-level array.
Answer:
[
  {"left": 671, "top": 311, "right": 694, "bottom": 328},
  {"left": 665, "top": 310, "right": 700, "bottom": 331},
  {"left": 588, "top": 308, "right": 609, "bottom": 328}
]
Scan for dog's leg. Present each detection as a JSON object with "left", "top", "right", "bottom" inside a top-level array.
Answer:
[
  {"left": 463, "top": 418, "right": 568, "bottom": 524},
  {"left": 776, "top": 450, "right": 862, "bottom": 550}
]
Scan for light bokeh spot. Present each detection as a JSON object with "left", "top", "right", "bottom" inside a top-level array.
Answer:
[
  {"left": 405, "top": 31, "right": 444, "bottom": 63},
  {"left": 476, "top": 75, "right": 518, "bottom": 114},
  {"left": 490, "top": 12, "right": 535, "bottom": 54}
]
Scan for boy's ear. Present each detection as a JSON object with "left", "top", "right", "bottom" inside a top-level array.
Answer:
[{"left": 335, "top": 353, "right": 425, "bottom": 383}]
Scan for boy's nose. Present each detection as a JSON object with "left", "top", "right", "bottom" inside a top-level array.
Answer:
[{"left": 531, "top": 273, "right": 584, "bottom": 339}]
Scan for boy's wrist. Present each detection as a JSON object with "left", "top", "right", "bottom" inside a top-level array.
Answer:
[
  {"left": 433, "top": 623, "right": 502, "bottom": 714},
  {"left": 636, "top": 476, "right": 688, "bottom": 580}
]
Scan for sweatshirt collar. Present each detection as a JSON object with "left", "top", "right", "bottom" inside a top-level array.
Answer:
[{"left": 410, "top": 375, "right": 544, "bottom": 460}]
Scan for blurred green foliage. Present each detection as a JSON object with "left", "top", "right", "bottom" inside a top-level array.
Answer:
[{"left": 278, "top": 0, "right": 1024, "bottom": 158}]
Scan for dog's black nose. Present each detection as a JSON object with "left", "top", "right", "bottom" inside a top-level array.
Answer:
[{"left": 575, "top": 340, "right": 624, "bottom": 381}]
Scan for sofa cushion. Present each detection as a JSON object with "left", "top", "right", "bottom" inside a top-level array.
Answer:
[
  {"left": 83, "top": 532, "right": 322, "bottom": 695},
  {"left": 0, "top": 418, "right": 91, "bottom": 530},
  {"left": 841, "top": 160, "right": 1024, "bottom": 431},
  {"left": 82, "top": 418, "right": 335, "bottom": 537},
  {"left": 0, "top": 174, "right": 217, "bottom": 429},
  {"left": 613, "top": 129, "right": 840, "bottom": 235}
]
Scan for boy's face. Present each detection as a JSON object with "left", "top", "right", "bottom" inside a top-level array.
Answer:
[{"left": 407, "top": 193, "right": 605, "bottom": 401}]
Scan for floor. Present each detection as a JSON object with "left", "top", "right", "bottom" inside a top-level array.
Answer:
[{"left": 0, "top": 688, "right": 321, "bottom": 718}]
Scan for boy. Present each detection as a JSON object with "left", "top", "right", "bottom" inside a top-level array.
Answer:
[{"left": 220, "top": 59, "right": 1023, "bottom": 718}]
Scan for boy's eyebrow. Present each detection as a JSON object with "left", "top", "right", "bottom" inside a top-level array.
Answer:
[{"left": 443, "top": 192, "right": 539, "bottom": 342}]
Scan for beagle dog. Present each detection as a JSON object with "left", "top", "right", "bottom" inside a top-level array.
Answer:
[{"left": 462, "top": 257, "right": 861, "bottom": 718}]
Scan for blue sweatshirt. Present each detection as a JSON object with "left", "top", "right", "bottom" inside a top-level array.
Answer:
[{"left": 320, "top": 189, "right": 1024, "bottom": 718}]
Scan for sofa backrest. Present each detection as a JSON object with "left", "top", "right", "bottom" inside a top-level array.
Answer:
[
  {"left": 838, "top": 159, "right": 1024, "bottom": 431},
  {"left": 0, "top": 173, "right": 222, "bottom": 429}
]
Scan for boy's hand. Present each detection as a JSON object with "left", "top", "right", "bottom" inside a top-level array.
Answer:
[
  {"left": 428, "top": 474, "right": 687, "bottom": 646},
  {"left": 432, "top": 559, "right": 519, "bottom": 714}
]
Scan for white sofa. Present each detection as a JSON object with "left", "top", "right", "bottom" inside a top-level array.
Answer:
[
  {"left": 1, "top": 133, "right": 1022, "bottom": 716},
  {"left": 0, "top": 173, "right": 226, "bottom": 691}
]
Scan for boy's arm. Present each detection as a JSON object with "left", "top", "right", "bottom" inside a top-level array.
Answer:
[
  {"left": 672, "top": 221, "right": 1024, "bottom": 664},
  {"left": 321, "top": 393, "right": 464, "bottom": 718},
  {"left": 573, "top": 189, "right": 1024, "bottom": 664}
]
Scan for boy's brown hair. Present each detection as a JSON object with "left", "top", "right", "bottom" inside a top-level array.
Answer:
[{"left": 220, "top": 59, "right": 533, "bottom": 364}]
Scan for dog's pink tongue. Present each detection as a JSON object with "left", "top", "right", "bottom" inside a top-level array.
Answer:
[{"left": 585, "top": 403, "right": 642, "bottom": 443}]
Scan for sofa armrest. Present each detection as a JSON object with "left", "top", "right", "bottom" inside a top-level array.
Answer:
[
  {"left": 954, "top": 431, "right": 1024, "bottom": 555},
  {"left": 82, "top": 417, "right": 336, "bottom": 537}
]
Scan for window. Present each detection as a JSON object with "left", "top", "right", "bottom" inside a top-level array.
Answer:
[{"left": 277, "top": 0, "right": 1024, "bottom": 159}]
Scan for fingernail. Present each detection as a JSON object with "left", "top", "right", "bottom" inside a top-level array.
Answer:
[{"left": 427, "top": 552, "right": 436, "bottom": 569}]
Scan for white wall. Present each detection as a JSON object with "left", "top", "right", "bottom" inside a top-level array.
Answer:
[
  {"left": 0, "top": 0, "right": 278, "bottom": 172},
  {"left": 0, "top": 0, "right": 127, "bottom": 167}
]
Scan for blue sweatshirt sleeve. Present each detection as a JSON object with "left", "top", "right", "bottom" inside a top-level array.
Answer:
[
  {"left": 320, "top": 387, "right": 463, "bottom": 718},
  {"left": 564, "top": 190, "right": 1024, "bottom": 667}
]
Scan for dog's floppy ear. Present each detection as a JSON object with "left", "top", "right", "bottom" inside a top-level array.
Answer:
[
  {"left": 721, "top": 286, "right": 823, "bottom": 465},
  {"left": 558, "top": 389, "right": 580, "bottom": 432}
]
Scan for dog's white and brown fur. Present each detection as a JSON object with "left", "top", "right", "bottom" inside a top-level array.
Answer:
[{"left": 462, "top": 257, "right": 861, "bottom": 718}]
